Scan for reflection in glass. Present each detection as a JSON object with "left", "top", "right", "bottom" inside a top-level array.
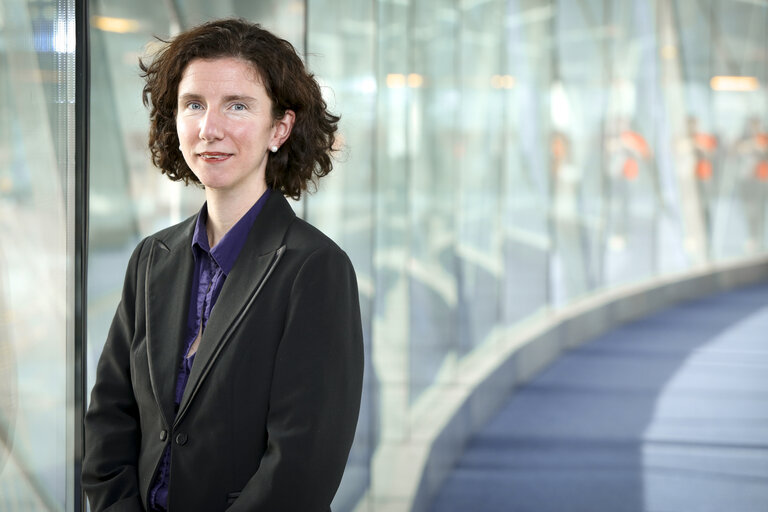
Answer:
[
  {"left": 0, "top": 0, "right": 76, "bottom": 509},
  {"left": 305, "top": 0, "right": 377, "bottom": 508}
]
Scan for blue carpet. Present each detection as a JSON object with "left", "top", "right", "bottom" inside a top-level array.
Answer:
[{"left": 429, "top": 283, "right": 768, "bottom": 512}]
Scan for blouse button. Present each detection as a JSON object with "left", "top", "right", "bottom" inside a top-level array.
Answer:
[{"left": 159, "top": 430, "right": 168, "bottom": 442}]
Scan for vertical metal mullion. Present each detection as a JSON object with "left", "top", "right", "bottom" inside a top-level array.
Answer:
[{"left": 74, "top": 0, "right": 89, "bottom": 509}]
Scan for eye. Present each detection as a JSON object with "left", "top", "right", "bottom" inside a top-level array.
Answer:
[
  {"left": 231, "top": 103, "right": 247, "bottom": 111},
  {"left": 187, "top": 102, "right": 203, "bottom": 111}
]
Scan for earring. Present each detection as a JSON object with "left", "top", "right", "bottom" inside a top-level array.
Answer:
[{"left": 270, "top": 145, "right": 279, "bottom": 153}]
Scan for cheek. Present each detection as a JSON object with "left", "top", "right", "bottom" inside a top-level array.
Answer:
[
  {"left": 176, "top": 118, "right": 194, "bottom": 145},
  {"left": 175, "top": 120, "right": 198, "bottom": 170}
]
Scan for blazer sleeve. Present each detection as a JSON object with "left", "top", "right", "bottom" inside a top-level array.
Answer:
[
  {"left": 228, "top": 244, "right": 364, "bottom": 512},
  {"left": 82, "top": 240, "right": 147, "bottom": 512}
]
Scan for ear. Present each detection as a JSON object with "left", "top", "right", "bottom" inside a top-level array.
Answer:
[{"left": 272, "top": 110, "right": 295, "bottom": 148}]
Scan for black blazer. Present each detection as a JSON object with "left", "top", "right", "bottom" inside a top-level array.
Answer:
[{"left": 82, "top": 192, "right": 364, "bottom": 512}]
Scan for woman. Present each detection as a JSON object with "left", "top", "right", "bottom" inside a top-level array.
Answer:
[{"left": 82, "top": 19, "right": 364, "bottom": 512}]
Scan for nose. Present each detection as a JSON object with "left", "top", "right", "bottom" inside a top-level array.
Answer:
[{"left": 199, "top": 110, "right": 224, "bottom": 142}]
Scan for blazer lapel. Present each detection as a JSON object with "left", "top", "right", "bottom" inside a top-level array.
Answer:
[
  {"left": 175, "top": 193, "right": 296, "bottom": 426},
  {"left": 144, "top": 216, "right": 197, "bottom": 428}
]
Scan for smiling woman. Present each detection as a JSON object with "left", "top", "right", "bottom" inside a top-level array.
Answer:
[
  {"left": 139, "top": 19, "right": 338, "bottom": 201},
  {"left": 82, "top": 18, "right": 364, "bottom": 512},
  {"left": 174, "top": 57, "right": 294, "bottom": 222}
]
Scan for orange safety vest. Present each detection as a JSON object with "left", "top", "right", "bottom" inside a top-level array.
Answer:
[{"left": 620, "top": 131, "right": 651, "bottom": 181}]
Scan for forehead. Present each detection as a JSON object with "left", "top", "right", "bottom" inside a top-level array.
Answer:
[{"left": 178, "top": 57, "right": 264, "bottom": 93}]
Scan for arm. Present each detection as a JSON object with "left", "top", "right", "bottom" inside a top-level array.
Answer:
[
  {"left": 229, "top": 245, "right": 364, "bottom": 512},
  {"left": 82, "top": 240, "right": 147, "bottom": 512}
]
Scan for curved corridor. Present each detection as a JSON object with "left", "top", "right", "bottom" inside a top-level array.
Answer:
[{"left": 430, "top": 283, "right": 768, "bottom": 512}]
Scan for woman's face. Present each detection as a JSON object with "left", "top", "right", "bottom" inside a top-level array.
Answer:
[{"left": 176, "top": 57, "right": 291, "bottom": 195}]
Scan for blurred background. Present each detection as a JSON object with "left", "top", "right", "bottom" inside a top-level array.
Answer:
[{"left": 1, "top": 0, "right": 767, "bottom": 510}]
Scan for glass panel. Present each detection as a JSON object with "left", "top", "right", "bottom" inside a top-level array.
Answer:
[
  {"left": 0, "top": 0, "right": 76, "bottom": 509},
  {"left": 552, "top": 0, "right": 607, "bottom": 302},
  {"left": 456, "top": 0, "right": 506, "bottom": 355},
  {"left": 602, "top": 0, "right": 662, "bottom": 285},
  {"left": 365, "top": 0, "right": 412, "bottom": 447},
  {"left": 305, "top": 0, "right": 376, "bottom": 508},
  {"left": 672, "top": 0, "right": 717, "bottom": 260},
  {"left": 709, "top": 0, "right": 768, "bottom": 257},
  {"left": 499, "top": 0, "right": 552, "bottom": 319},
  {"left": 406, "top": 0, "right": 461, "bottom": 402}
]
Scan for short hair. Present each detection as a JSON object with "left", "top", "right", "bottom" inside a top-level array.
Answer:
[{"left": 140, "top": 18, "right": 339, "bottom": 199}]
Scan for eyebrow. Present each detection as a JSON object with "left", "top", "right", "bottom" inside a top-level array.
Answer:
[{"left": 178, "top": 93, "right": 259, "bottom": 104}]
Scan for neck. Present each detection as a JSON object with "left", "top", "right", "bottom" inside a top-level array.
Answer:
[{"left": 204, "top": 181, "right": 267, "bottom": 248}]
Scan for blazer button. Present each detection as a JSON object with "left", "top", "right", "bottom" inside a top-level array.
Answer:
[
  {"left": 159, "top": 429, "right": 168, "bottom": 442},
  {"left": 175, "top": 432, "right": 188, "bottom": 446}
]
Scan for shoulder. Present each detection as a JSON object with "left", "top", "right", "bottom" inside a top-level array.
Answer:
[
  {"left": 283, "top": 216, "right": 352, "bottom": 268},
  {"left": 280, "top": 219, "right": 358, "bottom": 301},
  {"left": 284, "top": 216, "right": 339, "bottom": 251},
  {"left": 121, "top": 214, "right": 197, "bottom": 277}
]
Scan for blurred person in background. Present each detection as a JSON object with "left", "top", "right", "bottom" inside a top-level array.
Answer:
[
  {"left": 734, "top": 117, "right": 768, "bottom": 252},
  {"left": 686, "top": 116, "right": 719, "bottom": 239}
]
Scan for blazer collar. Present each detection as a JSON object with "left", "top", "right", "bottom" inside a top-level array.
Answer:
[
  {"left": 144, "top": 215, "right": 196, "bottom": 427},
  {"left": 144, "top": 192, "right": 296, "bottom": 427}
]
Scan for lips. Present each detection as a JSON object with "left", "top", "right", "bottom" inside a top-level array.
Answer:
[{"left": 197, "top": 152, "right": 233, "bottom": 161}]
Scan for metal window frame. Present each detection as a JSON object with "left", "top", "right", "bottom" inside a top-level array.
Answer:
[{"left": 73, "top": 0, "right": 89, "bottom": 510}]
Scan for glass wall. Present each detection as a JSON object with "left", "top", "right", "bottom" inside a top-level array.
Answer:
[
  {"left": 0, "top": 0, "right": 78, "bottom": 510},
  {"left": 82, "top": 1, "right": 768, "bottom": 512}
]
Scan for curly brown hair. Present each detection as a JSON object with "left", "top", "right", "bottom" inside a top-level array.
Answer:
[{"left": 140, "top": 18, "right": 339, "bottom": 199}]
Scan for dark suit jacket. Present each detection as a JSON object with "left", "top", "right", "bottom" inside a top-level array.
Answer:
[{"left": 82, "top": 192, "right": 364, "bottom": 512}]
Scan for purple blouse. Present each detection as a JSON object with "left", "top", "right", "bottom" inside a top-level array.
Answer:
[{"left": 148, "top": 189, "right": 271, "bottom": 511}]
